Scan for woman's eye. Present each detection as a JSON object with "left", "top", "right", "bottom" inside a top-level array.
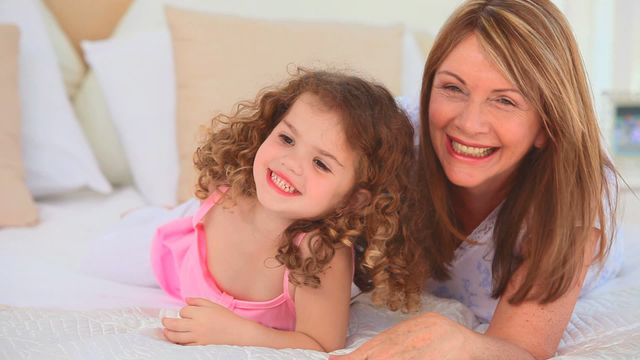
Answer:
[
  {"left": 279, "top": 134, "right": 294, "bottom": 145},
  {"left": 313, "top": 158, "right": 330, "bottom": 172},
  {"left": 443, "top": 84, "right": 463, "bottom": 93},
  {"left": 497, "top": 97, "right": 516, "bottom": 107}
]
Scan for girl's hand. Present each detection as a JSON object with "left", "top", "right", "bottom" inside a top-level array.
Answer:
[
  {"left": 330, "top": 312, "right": 475, "bottom": 360},
  {"left": 162, "top": 297, "right": 251, "bottom": 346}
]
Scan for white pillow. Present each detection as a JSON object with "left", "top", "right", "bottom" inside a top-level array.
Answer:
[
  {"left": 82, "top": 30, "right": 179, "bottom": 206},
  {"left": 0, "top": 0, "right": 111, "bottom": 197},
  {"left": 402, "top": 29, "right": 426, "bottom": 98},
  {"left": 69, "top": 0, "right": 169, "bottom": 188},
  {"left": 396, "top": 94, "right": 421, "bottom": 146}
]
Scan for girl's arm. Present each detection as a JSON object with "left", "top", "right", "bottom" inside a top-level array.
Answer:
[
  {"left": 290, "top": 244, "right": 353, "bottom": 351},
  {"left": 162, "top": 245, "right": 353, "bottom": 351},
  {"left": 331, "top": 230, "right": 598, "bottom": 360}
]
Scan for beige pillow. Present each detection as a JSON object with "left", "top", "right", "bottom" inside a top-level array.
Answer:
[
  {"left": 42, "top": 0, "right": 132, "bottom": 54},
  {"left": 166, "top": 7, "right": 404, "bottom": 201},
  {"left": 0, "top": 25, "right": 38, "bottom": 227}
]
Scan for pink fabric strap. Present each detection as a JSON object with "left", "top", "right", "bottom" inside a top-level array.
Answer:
[{"left": 191, "top": 186, "right": 229, "bottom": 227}]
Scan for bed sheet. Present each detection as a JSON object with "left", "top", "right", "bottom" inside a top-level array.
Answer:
[{"left": 1, "top": 187, "right": 639, "bottom": 359}]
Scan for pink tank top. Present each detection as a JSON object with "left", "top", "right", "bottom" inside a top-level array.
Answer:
[{"left": 151, "top": 188, "right": 299, "bottom": 331}]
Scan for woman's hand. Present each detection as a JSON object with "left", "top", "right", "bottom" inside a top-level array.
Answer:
[
  {"left": 331, "top": 311, "right": 539, "bottom": 360},
  {"left": 330, "top": 312, "right": 475, "bottom": 360},
  {"left": 162, "top": 297, "right": 251, "bottom": 346}
]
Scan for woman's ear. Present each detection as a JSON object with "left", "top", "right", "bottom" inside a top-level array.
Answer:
[{"left": 533, "top": 128, "right": 547, "bottom": 149}]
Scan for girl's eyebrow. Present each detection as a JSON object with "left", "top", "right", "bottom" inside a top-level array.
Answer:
[
  {"left": 282, "top": 119, "right": 299, "bottom": 135},
  {"left": 282, "top": 119, "right": 344, "bottom": 168},
  {"left": 318, "top": 149, "right": 344, "bottom": 168}
]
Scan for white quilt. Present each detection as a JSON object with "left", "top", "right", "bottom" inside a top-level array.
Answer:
[{"left": 1, "top": 187, "right": 639, "bottom": 359}]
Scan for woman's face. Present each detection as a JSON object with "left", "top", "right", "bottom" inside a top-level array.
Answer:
[{"left": 428, "top": 33, "right": 546, "bottom": 196}]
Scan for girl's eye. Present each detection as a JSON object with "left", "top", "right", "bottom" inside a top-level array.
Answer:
[
  {"left": 313, "top": 158, "right": 331, "bottom": 172},
  {"left": 279, "top": 134, "right": 294, "bottom": 145}
]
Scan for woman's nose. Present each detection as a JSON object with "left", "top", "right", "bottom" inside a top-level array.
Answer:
[{"left": 453, "top": 101, "right": 490, "bottom": 135}]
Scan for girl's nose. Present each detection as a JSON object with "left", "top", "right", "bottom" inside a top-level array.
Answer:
[{"left": 280, "top": 153, "right": 303, "bottom": 176}]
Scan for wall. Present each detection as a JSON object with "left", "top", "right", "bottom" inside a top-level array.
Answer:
[
  {"left": 555, "top": 0, "right": 640, "bottom": 187},
  {"left": 160, "top": 0, "right": 463, "bottom": 35},
  {"left": 46, "top": 0, "right": 640, "bottom": 186}
]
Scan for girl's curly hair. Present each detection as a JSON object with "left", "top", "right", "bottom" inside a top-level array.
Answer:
[{"left": 194, "top": 68, "right": 426, "bottom": 312}]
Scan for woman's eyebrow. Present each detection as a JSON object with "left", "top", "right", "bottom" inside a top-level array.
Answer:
[
  {"left": 492, "top": 88, "right": 523, "bottom": 96},
  {"left": 436, "top": 70, "right": 466, "bottom": 85},
  {"left": 436, "top": 70, "right": 522, "bottom": 95}
]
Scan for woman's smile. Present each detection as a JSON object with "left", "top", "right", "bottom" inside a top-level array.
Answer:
[{"left": 447, "top": 135, "right": 498, "bottom": 160}]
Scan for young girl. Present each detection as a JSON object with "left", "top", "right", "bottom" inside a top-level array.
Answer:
[
  {"left": 151, "top": 69, "right": 423, "bottom": 351},
  {"left": 335, "top": 0, "right": 622, "bottom": 359}
]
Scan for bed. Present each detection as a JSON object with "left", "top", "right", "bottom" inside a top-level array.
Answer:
[
  {"left": 1, "top": 187, "right": 639, "bottom": 359},
  {"left": 1, "top": 1, "right": 639, "bottom": 359}
]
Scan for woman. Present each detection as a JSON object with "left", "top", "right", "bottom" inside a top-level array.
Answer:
[{"left": 333, "top": 0, "right": 621, "bottom": 359}]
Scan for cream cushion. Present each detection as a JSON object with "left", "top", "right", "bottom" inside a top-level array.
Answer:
[
  {"left": 73, "top": 74, "right": 132, "bottom": 186},
  {"left": 0, "top": 25, "right": 38, "bottom": 227},
  {"left": 38, "top": 1, "right": 86, "bottom": 100},
  {"left": 39, "top": 2, "right": 128, "bottom": 186},
  {"left": 68, "top": 15, "right": 133, "bottom": 186},
  {"left": 166, "top": 7, "right": 404, "bottom": 201}
]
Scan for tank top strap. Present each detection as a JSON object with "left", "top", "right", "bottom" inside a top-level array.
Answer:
[{"left": 191, "top": 186, "right": 230, "bottom": 227}]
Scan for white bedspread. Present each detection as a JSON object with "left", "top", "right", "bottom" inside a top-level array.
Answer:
[{"left": 1, "top": 187, "right": 639, "bottom": 359}]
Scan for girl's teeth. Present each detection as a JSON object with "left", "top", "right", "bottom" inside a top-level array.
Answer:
[
  {"left": 452, "top": 141, "right": 495, "bottom": 157},
  {"left": 271, "top": 172, "right": 296, "bottom": 193}
]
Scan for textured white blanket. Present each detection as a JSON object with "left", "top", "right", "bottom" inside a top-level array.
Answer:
[{"left": 1, "top": 286, "right": 639, "bottom": 359}]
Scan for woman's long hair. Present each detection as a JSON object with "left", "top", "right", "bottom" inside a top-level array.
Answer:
[{"left": 416, "top": 0, "right": 618, "bottom": 304}]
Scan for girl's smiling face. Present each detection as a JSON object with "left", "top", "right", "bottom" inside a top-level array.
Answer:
[
  {"left": 252, "top": 92, "right": 359, "bottom": 221},
  {"left": 428, "top": 33, "right": 546, "bottom": 196}
]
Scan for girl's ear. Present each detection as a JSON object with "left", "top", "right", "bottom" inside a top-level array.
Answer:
[{"left": 350, "top": 189, "right": 372, "bottom": 211}]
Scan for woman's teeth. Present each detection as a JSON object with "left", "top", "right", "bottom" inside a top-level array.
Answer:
[
  {"left": 271, "top": 172, "right": 296, "bottom": 193},
  {"left": 451, "top": 140, "right": 496, "bottom": 157}
]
